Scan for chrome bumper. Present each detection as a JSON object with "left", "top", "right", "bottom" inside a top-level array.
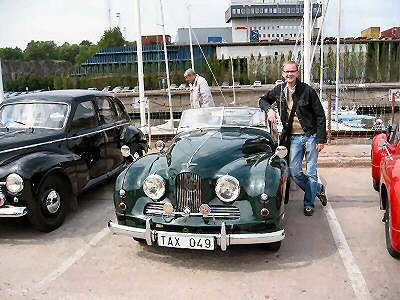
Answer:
[
  {"left": 108, "top": 219, "right": 285, "bottom": 251},
  {"left": 0, "top": 205, "right": 28, "bottom": 218}
]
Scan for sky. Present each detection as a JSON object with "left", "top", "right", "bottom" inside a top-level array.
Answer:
[{"left": 0, "top": 0, "right": 398, "bottom": 49}]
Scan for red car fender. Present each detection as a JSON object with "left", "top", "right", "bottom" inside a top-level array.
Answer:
[
  {"left": 389, "top": 159, "right": 400, "bottom": 251},
  {"left": 372, "top": 133, "right": 387, "bottom": 182}
]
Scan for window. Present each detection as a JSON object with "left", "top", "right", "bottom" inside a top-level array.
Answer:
[
  {"left": 263, "top": 34, "right": 266, "bottom": 38},
  {"left": 268, "top": 34, "right": 270, "bottom": 37},
  {"left": 71, "top": 101, "right": 98, "bottom": 131},
  {"left": 259, "top": 26, "right": 262, "bottom": 30},
  {"left": 250, "top": 8, "right": 254, "bottom": 14},
  {"left": 272, "top": 34, "right": 275, "bottom": 37},
  {"left": 278, "top": 8, "right": 281, "bottom": 13},
  {"left": 282, "top": 8, "right": 286, "bottom": 13},
  {"left": 277, "top": 25, "right": 280, "bottom": 29},
  {"left": 96, "top": 97, "right": 118, "bottom": 124},
  {"left": 112, "top": 98, "right": 130, "bottom": 121},
  {"left": 296, "top": 7, "right": 300, "bottom": 13},
  {"left": 273, "top": 8, "right": 277, "bottom": 13},
  {"left": 241, "top": 8, "right": 245, "bottom": 14}
]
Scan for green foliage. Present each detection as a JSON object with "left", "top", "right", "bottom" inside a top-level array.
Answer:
[
  {"left": 57, "top": 42, "right": 80, "bottom": 63},
  {"left": 98, "top": 27, "right": 127, "bottom": 50},
  {"left": 4, "top": 74, "right": 53, "bottom": 91},
  {"left": 24, "top": 40, "right": 58, "bottom": 60},
  {"left": 0, "top": 47, "right": 23, "bottom": 60}
]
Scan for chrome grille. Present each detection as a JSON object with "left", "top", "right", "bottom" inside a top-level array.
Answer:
[
  {"left": 176, "top": 172, "right": 202, "bottom": 212},
  {"left": 144, "top": 203, "right": 240, "bottom": 219}
]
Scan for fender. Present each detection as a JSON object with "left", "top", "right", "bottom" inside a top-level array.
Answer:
[
  {"left": 389, "top": 160, "right": 400, "bottom": 246},
  {"left": 372, "top": 133, "right": 387, "bottom": 182},
  {"left": 121, "top": 125, "right": 148, "bottom": 152}
]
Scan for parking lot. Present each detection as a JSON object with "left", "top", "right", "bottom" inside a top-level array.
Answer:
[{"left": 1, "top": 168, "right": 399, "bottom": 300}]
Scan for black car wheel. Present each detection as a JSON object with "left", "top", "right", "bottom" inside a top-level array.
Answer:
[
  {"left": 373, "top": 179, "right": 380, "bottom": 192},
  {"left": 385, "top": 199, "right": 400, "bottom": 259},
  {"left": 28, "top": 176, "right": 68, "bottom": 232},
  {"left": 264, "top": 241, "right": 281, "bottom": 252}
]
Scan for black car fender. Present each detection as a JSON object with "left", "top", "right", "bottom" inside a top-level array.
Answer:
[
  {"left": 121, "top": 125, "right": 148, "bottom": 153},
  {"left": 6, "top": 151, "right": 80, "bottom": 209}
]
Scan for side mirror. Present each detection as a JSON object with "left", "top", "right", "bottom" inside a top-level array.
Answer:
[
  {"left": 379, "top": 140, "right": 392, "bottom": 158},
  {"left": 269, "top": 146, "right": 288, "bottom": 164},
  {"left": 121, "top": 145, "right": 131, "bottom": 158},
  {"left": 275, "top": 146, "right": 288, "bottom": 159}
]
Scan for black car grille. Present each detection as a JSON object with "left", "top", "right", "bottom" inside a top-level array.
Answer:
[
  {"left": 176, "top": 172, "right": 202, "bottom": 212},
  {"left": 144, "top": 203, "right": 240, "bottom": 220}
]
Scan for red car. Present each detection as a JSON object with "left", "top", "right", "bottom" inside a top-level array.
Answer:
[{"left": 372, "top": 124, "right": 400, "bottom": 258}]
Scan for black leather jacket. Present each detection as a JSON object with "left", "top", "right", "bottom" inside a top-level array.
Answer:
[{"left": 259, "top": 80, "right": 327, "bottom": 144}]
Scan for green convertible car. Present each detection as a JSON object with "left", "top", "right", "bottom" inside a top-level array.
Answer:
[{"left": 108, "top": 107, "right": 289, "bottom": 251}]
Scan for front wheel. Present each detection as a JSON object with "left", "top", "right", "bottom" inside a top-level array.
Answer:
[
  {"left": 28, "top": 176, "right": 68, "bottom": 232},
  {"left": 385, "top": 199, "right": 400, "bottom": 259}
]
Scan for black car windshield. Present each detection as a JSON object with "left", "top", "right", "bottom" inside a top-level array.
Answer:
[
  {"left": 0, "top": 102, "right": 68, "bottom": 129},
  {"left": 178, "top": 107, "right": 267, "bottom": 132}
]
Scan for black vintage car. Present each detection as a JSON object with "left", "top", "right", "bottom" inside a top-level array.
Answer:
[{"left": 0, "top": 90, "right": 147, "bottom": 232}]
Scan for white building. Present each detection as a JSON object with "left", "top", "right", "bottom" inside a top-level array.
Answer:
[{"left": 225, "top": 0, "right": 322, "bottom": 43}]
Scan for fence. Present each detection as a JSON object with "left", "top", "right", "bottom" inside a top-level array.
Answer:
[{"left": 127, "top": 91, "right": 396, "bottom": 148}]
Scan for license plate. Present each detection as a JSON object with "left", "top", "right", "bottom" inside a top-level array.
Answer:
[{"left": 157, "top": 232, "right": 215, "bottom": 250}]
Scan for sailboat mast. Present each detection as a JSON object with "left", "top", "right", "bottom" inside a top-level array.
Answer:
[
  {"left": 187, "top": 4, "right": 195, "bottom": 71},
  {"left": 230, "top": 56, "right": 236, "bottom": 105},
  {"left": 135, "top": 0, "right": 146, "bottom": 127},
  {"left": 335, "top": 0, "right": 341, "bottom": 127},
  {"left": 319, "top": 0, "right": 325, "bottom": 102},
  {"left": 303, "top": 0, "right": 311, "bottom": 84},
  {"left": 159, "top": 0, "right": 174, "bottom": 129},
  {"left": 0, "top": 59, "right": 4, "bottom": 103}
]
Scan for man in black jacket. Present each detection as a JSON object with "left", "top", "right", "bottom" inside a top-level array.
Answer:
[{"left": 259, "top": 61, "right": 327, "bottom": 216}]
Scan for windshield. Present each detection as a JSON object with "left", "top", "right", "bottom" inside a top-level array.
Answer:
[
  {"left": 0, "top": 102, "right": 69, "bottom": 129},
  {"left": 178, "top": 107, "right": 267, "bottom": 132}
]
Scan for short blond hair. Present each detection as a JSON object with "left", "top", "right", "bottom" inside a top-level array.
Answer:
[{"left": 282, "top": 60, "right": 300, "bottom": 71}]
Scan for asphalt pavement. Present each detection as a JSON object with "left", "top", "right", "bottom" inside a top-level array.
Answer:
[{"left": 1, "top": 168, "right": 399, "bottom": 300}]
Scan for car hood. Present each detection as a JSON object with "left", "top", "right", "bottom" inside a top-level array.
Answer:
[
  {"left": 0, "top": 128, "right": 65, "bottom": 167},
  {"left": 162, "top": 127, "right": 274, "bottom": 178}
]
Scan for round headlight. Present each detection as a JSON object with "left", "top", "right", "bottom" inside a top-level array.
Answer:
[
  {"left": 215, "top": 175, "right": 240, "bottom": 203},
  {"left": 6, "top": 173, "right": 24, "bottom": 194},
  {"left": 143, "top": 174, "right": 166, "bottom": 200}
]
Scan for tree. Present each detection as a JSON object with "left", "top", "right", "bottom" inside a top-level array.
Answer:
[
  {"left": 97, "top": 27, "right": 127, "bottom": 50},
  {"left": 24, "top": 41, "right": 58, "bottom": 60},
  {"left": 57, "top": 42, "right": 80, "bottom": 63},
  {"left": 0, "top": 47, "right": 23, "bottom": 60}
]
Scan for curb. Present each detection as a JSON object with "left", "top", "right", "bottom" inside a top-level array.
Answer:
[{"left": 318, "top": 157, "right": 370, "bottom": 168}]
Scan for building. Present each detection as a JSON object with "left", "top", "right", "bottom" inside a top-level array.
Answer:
[
  {"left": 176, "top": 27, "right": 232, "bottom": 45},
  {"left": 381, "top": 27, "right": 400, "bottom": 39},
  {"left": 142, "top": 35, "right": 171, "bottom": 45},
  {"left": 225, "top": 0, "right": 322, "bottom": 43},
  {"left": 361, "top": 27, "right": 380, "bottom": 39}
]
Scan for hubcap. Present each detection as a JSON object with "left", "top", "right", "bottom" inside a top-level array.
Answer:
[{"left": 45, "top": 190, "right": 61, "bottom": 214}]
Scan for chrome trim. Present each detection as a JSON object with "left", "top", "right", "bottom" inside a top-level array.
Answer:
[
  {"left": 0, "top": 122, "right": 130, "bottom": 155},
  {"left": 0, "top": 205, "right": 28, "bottom": 218},
  {"left": 176, "top": 172, "right": 202, "bottom": 212},
  {"left": 108, "top": 220, "right": 285, "bottom": 251},
  {"left": 145, "top": 203, "right": 240, "bottom": 219}
]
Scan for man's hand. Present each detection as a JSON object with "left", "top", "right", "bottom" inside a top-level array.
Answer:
[
  {"left": 267, "top": 109, "right": 277, "bottom": 123},
  {"left": 316, "top": 144, "right": 325, "bottom": 152}
]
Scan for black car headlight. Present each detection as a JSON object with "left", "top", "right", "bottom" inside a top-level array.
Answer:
[
  {"left": 6, "top": 173, "right": 24, "bottom": 194},
  {"left": 143, "top": 174, "right": 166, "bottom": 201},
  {"left": 215, "top": 175, "right": 240, "bottom": 203}
]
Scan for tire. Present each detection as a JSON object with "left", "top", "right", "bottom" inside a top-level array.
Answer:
[
  {"left": 385, "top": 199, "right": 400, "bottom": 259},
  {"left": 28, "top": 176, "right": 68, "bottom": 232},
  {"left": 284, "top": 177, "right": 290, "bottom": 204},
  {"left": 373, "top": 179, "right": 380, "bottom": 192},
  {"left": 264, "top": 241, "right": 282, "bottom": 252}
]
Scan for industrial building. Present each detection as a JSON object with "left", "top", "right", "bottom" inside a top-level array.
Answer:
[
  {"left": 360, "top": 27, "right": 380, "bottom": 39},
  {"left": 381, "top": 27, "right": 400, "bottom": 39},
  {"left": 176, "top": 27, "right": 232, "bottom": 45},
  {"left": 225, "top": 0, "right": 322, "bottom": 43}
]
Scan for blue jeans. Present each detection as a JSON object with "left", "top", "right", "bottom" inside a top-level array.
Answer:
[{"left": 289, "top": 134, "right": 322, "bottom": 209}]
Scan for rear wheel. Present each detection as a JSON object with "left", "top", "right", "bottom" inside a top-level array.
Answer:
[
  {"left": 28, "top": 176, "right": 68, "bottom": 232},
  {"left": 264, "top": 241, "right": 281, "bottom": 252},
  {"left": 385, "top": 198, "right": 400, "bottom": 259}
]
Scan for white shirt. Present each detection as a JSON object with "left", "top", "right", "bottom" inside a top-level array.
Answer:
[{"left": 189, "top": 75, "right": 215, "bottom": 108}]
